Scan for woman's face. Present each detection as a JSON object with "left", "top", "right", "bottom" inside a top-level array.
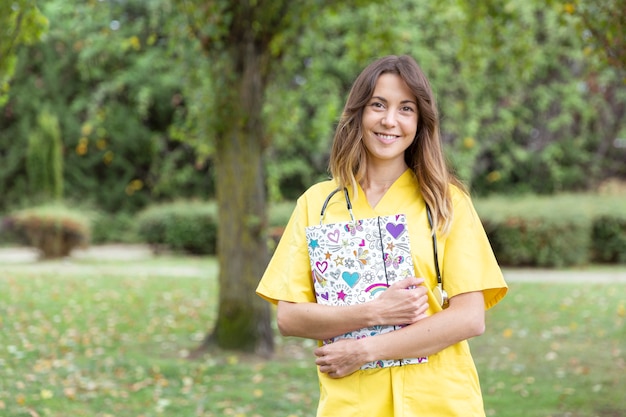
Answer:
[{"left": 361, "top": 73, "right": 418, "bottom": 167}]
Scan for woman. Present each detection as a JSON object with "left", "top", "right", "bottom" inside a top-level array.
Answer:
[{"left": 256, "top": 55, "right": 507, "bottom": 416}]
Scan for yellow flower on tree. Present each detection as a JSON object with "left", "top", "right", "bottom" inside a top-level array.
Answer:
[
  {"left": 81, "top": 123, "right": 93, "bottom": 136},
  {"left": 125, "top": 179, "right": 144, "bottom": 195},
  {"left": 96, "top": 138, "right": 107, "bottom": 150},
  {"left": 103, "top": 151, "right": 114, "bottom": 165},
  {"left": 463, "top": 137, "right": 476, "bottom": 149},
  {"left": 487, "top": 171, "right": 501, "bottom": 183},
  {"left": 76, "top": 137, "right": 88, "bottom": 155}
]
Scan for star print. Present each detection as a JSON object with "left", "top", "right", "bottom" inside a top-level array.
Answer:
[
  {"left": 334, "top": 255, "right": 344, "bottom": 266},
  {"left": 309, "top": 239, "right": 319, "bottom": 249},
  {"left": 386, "top": 242, "right": 395, "bottom": 251},
  {"left": 325, "top": 251, "right": 332, "bottom": 260},
  {"left": 337, "top": 290, "right": 347, "bottom": 301}
]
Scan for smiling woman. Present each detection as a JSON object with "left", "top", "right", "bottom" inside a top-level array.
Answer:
[{"left": 256, "top": 55, "right": 508, "bottom": 417}]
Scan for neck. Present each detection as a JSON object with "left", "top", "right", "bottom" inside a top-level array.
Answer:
[
  {"left": 360, "top": 163, "right": 408, "bottom": 208},
  {"left": 361, "top": 163, "right": 408, "bottom": 193}
]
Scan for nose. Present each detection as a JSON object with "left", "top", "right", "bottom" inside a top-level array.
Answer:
[{"left": 381, "top": 111, "right": 396, "bottom": 127}]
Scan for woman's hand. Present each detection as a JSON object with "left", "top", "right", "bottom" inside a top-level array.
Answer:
[
  {"left": 314, "top": 338, "right": 366, "bottom": 378},
  {"left": 314, "top": 277, "right": 430, "bottom": 378},
  {"left": 370, "top": 277, "right": 429, "bottom": 326},
  {"left": 276, "top": 277, "right": 429, "bottom": 340}
]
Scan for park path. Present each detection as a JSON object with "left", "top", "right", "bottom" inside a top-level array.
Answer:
[
  {"left": 502, "top": 268, "right": 626, "bottom": 283},
  {"left": 0, "top": 245, "right": 625, "bottom": 283},
  {"left": 0, "top": 245, "right": 208, "bottom": 277}
]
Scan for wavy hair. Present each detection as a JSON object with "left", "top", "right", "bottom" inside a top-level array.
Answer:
[{"left": 328, "top": 55, "right": 465, "bottom": 234}]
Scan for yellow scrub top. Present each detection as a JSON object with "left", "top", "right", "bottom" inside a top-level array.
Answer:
[{"left": 257, "top": 170, "right": 508, "bottom": 417}]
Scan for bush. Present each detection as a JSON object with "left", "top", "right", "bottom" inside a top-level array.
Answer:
[
  {"left": 136, "top": 201, "right": 217, "bottom": 255},
  {"left": 475, "top": 194, "right": 626, "bottom": 267},
  {"left": 476, "top": 193, "right": 625, "bottom": 267},
  {"left": 484, "top": 217, "right": 590, "bottom": 268},
  {"left": 2, "top": 204, "right": 91, "bottom": 258},
  {"left": 91, "top": 211, "right": 141, "bottom": 244},
  {"left": 591, "top": 215, "right": 626, "bottom": 264}
]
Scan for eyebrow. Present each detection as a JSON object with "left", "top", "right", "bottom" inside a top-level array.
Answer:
[{"left": 371, "top": 96, "right": 417, "bottom": 106}]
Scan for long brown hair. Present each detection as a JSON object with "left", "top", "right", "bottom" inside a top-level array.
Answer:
[{"left": 328, "top": 55, "right": 465, "bottom": 234}]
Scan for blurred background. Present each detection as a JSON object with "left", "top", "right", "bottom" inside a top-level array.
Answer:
[
  {"left": 1, "top": 0, "right": 624, "bottom": 214},
  {"left": 1, "top": 2, "right": 625, "bottom": 416}
]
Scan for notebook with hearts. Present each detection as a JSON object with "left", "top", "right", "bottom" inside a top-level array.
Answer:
[{"left": 305, "top": 206, "right": 428, "bottom": 369}]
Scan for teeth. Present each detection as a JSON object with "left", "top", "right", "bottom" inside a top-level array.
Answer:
[{"left": 378, "top": 134, "right": 397, "bottom": 140}]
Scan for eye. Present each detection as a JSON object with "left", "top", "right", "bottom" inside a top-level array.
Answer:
[
  {"left": 370, "top": 101, "right": 385, "bottom": 109},
  {"left": 401, "top": 105, "right": 416, "bottom": 112}
]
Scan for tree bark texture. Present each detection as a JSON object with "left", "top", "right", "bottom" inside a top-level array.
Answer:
[
  {"left": 211, "top": 37, "right": 274, "bottom": 356},
  {"left": 189, "top": 0, "right": 331, "bottom": 356}
]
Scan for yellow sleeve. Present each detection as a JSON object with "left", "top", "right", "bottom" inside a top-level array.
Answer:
[
  {"left": 441, "top": 189, "right": 508, "bottom": 310},
  {"left": 256, "top": 195, "right": 316, "bottom": 305}
]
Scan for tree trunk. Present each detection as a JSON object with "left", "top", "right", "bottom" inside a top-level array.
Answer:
[
  {"left": 183, "top": 0, "right": 343, "bottom": 357},
  {"left": 205, "top": 38, "right": 274, "bottom": 356}
]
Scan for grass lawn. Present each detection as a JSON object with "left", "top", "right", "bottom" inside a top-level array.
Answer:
[{"left": 0, "top": 254, "right": 624, "bottom": 417}]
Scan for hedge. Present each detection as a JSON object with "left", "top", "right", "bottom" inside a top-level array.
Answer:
[
  {"left": 134, "top": 200, "right": 297, "bottom": 255},
  {"left": 476, "top": 193, "right": 626, "bottom": 267},
  {"left": 5, "top": 194, "right": 621, "bottom": 268},
  {"left": 591, "top": 215, "right": 626, "bottom": 264},
  {"left": 1, "top": 204, "right": 91, "bottom": 258},
  {"left": 483, "top": 216, "right": 591, "bottom": 268},
  {"left": 136, "top": 201, "right": 218, "bottom": 255},
  {"left": 91, "top": 211, "right": 141, "bottom": 244},
  {"left": 132, "top": 195, "right": 625, "bottom": 266}
]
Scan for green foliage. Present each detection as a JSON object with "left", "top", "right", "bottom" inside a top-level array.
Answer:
[
  {"left": 476, "top": 193, "right": 626, "bottom": 267},
  {"left": 1, "top": 0, "right": 624, "bottom": 215},
  {"left": 591, "top": 215, "right": 626, "bottom": 263},
  {"left": 420, "top": 0, "right": 626, "bottom": 194},
  {"left": 136, "top": 201, "right": 218, "bottom": 255},
  {"left": 567, "top": 0, "right": 626, "bottom": 71},
  {"left": 129, "top": 200, "right": 292, "bottom": 253},
  {"left": 261, "top": 0, "right": 626, "bottom": 199},
  {"left": 26, "top": 108, "right": 63, "bottom": 201},
  {"left": 486, "top": 217, "right": 591, "bottom": 268},
  {"left": 0, "top": 0, "right": 211, "bottom": 214},
  {"left": 91, "top": 211, "right": 140, "bottom": 244},
  {"left": 4, "top": 203, "right": 91, "bottom": 258},
  {"left": 263, "top": 2, "right": 402, "bottom": 200},
  {"left": 0, "top": 0, "right": 48, "bottom": 106}
]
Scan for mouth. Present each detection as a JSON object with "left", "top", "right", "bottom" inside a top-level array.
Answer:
[{"left": 375, "top": 132, "right": 400, "bottom": 143}]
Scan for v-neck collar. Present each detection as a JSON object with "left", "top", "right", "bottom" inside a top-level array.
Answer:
[{"left": 352, "top": 168, "right": 417, "bottom": 215}]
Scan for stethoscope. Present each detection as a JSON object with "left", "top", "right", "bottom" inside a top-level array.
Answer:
[{"left": 426, "top": 204, "right": 448, "bottom": 307}]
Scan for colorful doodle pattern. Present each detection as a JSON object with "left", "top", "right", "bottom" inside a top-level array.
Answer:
[{"left": 306, "top": 214, "right": 428, "bottom": 369}]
